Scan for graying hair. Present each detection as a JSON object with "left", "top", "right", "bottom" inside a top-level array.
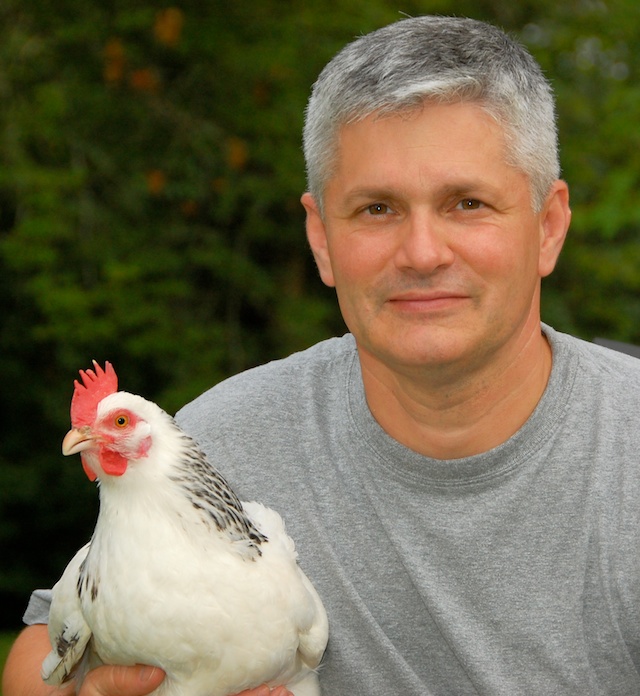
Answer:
[{"left": 302, "top": 16, "right": 559, "bottom": 213}]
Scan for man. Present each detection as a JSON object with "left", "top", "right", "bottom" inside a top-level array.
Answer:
[{"left": 5, "top": 14, "right": 640, "bottom": 696}]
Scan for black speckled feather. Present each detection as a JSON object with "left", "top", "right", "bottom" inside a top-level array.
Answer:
[{"left": 168, "top": 420, "right": 268, "bottom": 556}]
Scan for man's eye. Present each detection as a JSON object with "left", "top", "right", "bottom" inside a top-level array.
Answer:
[
  {"left": 366, "top": 203, "right": 391, "bottom": 215},
  {"left": 456, "top": 198, "right": 483, "bottom": 210}
]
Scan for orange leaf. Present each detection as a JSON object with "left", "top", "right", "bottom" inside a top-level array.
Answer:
[
  {"left": 103, "top": 38, "right": 126, "bottom": 83},
  {"left": 146, "top": 170, "right": 167, "bottom": 195},
  {"left": 130, "top": 68, "right": 161, "bottom": 93},
  {"left": 154, "top": 8, "right": 185, "bottom": 47},
  {"left": 227, "top": 137, "right": 248, "bottom": 171}
]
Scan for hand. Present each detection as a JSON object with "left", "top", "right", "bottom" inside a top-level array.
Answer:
[
  {"left": 77, "top": 669, "right": 290, "bottom": 696},
  {"left": 1, "top": 626, "right": 163, "bottom": 696},
  {"left": 77, "top": 664, "right": 165, "bottom": 696},
  {"left": 1, "top": 625, "right": 287, "bottom": 696}
]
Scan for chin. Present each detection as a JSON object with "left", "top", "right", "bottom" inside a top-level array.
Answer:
[{"left": 364, "top": 332, "right": 471, "bottom": 372}]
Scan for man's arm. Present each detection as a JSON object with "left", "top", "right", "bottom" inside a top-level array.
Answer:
[
  {"left": 2, "top": 625, "right": 164, "bottom": 696},
  {"left": 3, "top": 625, "right": 71, "bottom": 696},
  {"left": 2, "top": 625, "right": 292, "bottom": 696}
]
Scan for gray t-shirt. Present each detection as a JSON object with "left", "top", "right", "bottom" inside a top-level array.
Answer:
[{"left": 26, "top": 326, "right": 640, "bottom": 694}]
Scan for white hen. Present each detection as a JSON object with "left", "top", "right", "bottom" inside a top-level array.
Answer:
[{"left": 42, "top": 362, "right": 328, "bottom": 696}]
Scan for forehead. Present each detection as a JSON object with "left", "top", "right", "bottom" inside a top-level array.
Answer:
[
  {"left": 325, "top": 101, "right": 526, "bottom": 203},
  {"left": 342, "top": 102, "right": 507, "bottom": 165}
]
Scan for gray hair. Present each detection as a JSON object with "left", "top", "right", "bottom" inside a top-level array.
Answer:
[{"left": 302, "top": 16, "right": 559, "bottom": 213}]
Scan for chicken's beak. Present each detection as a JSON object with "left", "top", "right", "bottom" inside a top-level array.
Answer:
[{"left": 62, "top": 426, "right": 96, "bottom": 456}]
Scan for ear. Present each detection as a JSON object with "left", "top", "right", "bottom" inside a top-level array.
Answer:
[
  {"left": 301, "top": 192, "right": 336, "bottom": 288},
  {"left": 538, "top": 180, "right": 571, "bottom": 278}
]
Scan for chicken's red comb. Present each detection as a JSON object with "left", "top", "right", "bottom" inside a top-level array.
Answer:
[{"left": 70, "top": 361, "right": 118, "bottom": 428}]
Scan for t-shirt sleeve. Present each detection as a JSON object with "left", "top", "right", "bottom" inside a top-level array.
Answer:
[{"left": 23, "top": 589, "right": 52, "bottom": 625}]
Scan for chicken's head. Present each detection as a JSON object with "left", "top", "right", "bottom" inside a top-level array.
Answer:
[{"left": 63, "top": 362, "right": 152, "bottom": 481}]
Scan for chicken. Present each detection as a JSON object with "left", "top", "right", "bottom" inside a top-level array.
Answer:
[{"left": 41, "top": 361, "right": 328, "bottom": 696}]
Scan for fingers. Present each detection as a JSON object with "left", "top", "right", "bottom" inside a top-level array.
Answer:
[
  {"left": 234, "top": 686, "right": 293, "bottom": 696},
  {"left": 78, "top": 670, "right": 289, "bottom": 696},
  {"left": 78, "top": 664, "right": 165, "bottom": 696}
]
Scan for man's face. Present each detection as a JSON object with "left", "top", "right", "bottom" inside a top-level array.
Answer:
[{"left": 303, "top": 101, "right": 569, "bottom": 381}]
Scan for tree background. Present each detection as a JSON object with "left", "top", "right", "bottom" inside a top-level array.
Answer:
[{"left": 1, "top": 0, "right": 640, "bottom": 629}]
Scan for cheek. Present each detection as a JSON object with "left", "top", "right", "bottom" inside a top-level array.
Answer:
[
  {"left": 459, "top": 226, "right": 539, "bottom": 280},
  {"left": 468, "top": 237, "right": 542, "bottom": 313},
  {"left": 104, "top": 428, "right": 152, "bottom": 460},
  {"left": 330, "top": 255, "right": 380, "bottom": 322},
  {"left": 328, "top": 235, "right": 392, "bottom": 291},
  {"left": 118, "top": 433, "right": 152, "bottom": 460},
  {"left": 138, "top": 435, "right": 152, "bottom": 457}
]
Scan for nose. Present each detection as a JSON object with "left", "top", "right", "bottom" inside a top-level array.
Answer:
[{"left": 394, "top": 210, "right": 455, "bottom": 274}]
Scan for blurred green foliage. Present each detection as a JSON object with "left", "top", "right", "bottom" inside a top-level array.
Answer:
[{"left": 1, "top": 0, "right": 640, "bottom": 628}]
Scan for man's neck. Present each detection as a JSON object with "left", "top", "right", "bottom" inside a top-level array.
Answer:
[{"left": 358, "top": 327, "right": 553, "bottom": 460}]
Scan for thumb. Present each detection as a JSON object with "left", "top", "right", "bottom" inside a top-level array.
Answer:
[{"left": 80, "top": 664, "right": 165, "bottom": 696}]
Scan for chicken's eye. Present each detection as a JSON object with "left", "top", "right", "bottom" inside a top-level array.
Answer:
[{"left": 114, "top": 414, "right": 129, "bottom": 428}]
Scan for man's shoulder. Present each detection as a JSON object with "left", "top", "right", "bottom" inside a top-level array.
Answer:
[
  {"left": 550, "top": 326, "right": 640, "bottom": 379},
  {"left": 176, "top": 333, "right": 357, "bottom": 429},
  {"left": 546, "top": 325, "right": 640, "bottom": 411}
]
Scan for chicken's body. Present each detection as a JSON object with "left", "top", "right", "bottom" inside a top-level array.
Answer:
[{"left": 42, "top": 365, "right": 328, "bottom": 696}]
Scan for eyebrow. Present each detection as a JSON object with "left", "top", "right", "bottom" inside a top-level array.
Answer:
[
  {"left": 341, "top": 187, "right": 398, "bottom": 205},
  {"left": 340, "top": 181, "right": 498, "bottom": 207}
]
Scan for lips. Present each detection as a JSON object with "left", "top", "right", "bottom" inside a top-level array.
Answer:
[{"left": 387, "top": 290, "right": 469, "bottom": 312}]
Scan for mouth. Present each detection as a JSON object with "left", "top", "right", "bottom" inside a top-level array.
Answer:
[{"left": 387, "top": 290, "right": 469, "bottom": 313}]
